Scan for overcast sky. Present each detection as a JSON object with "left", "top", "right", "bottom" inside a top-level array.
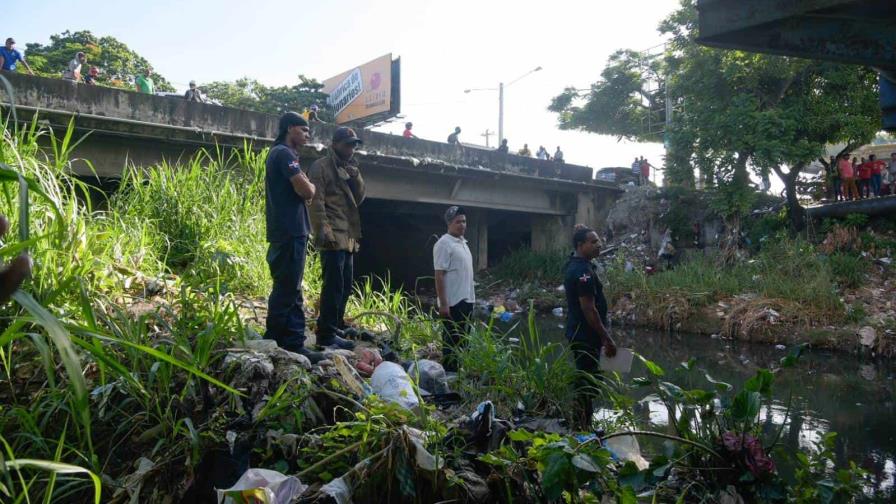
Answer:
[{"left": 9, "top": 0, "right": 679, "bottom": 174}]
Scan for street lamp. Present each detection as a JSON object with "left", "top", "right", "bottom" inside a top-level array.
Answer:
[{"left": 465, "top": 66, "right": 542, "bottom": 146}]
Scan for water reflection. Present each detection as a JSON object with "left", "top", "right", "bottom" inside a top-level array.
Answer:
[{"left": 524, "top": 320, "right": 896, "bottom": 500}]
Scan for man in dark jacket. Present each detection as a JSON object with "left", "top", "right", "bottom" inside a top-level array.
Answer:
[
  {"left": 264, "top": 112, "right": 324, "bottom": 363},
  {"left": 307, "top": 127, "right": 366, "bottom": 349}
]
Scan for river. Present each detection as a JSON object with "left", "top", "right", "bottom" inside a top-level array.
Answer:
[{"left": 506, "top": 317, "right": 896, "bottom": 501}]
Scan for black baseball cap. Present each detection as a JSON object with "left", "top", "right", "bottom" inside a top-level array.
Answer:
[
  {"left": 444, "top": 205, "right": 466, "bottom": 224},
  {"left": 332, "top": 127, "right": 363, "bottom": 145}
]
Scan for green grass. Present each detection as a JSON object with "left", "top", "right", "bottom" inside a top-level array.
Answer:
[
  {"left": 486, "top": 247, "right": 567, "bottom": 284},
  {"left": 605, "top": 238, "right": 848, "bottom": 326}
]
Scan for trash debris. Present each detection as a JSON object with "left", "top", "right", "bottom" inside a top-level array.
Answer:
[
  {"left": 774, "top": 344, "right": 786, "bottom": 350},
  {"left": 858, "top": 326, "right": 876, "bottom": 348},
  {"left": 355, "top": 347, "right": 384, "bottom": 377},
  {"left": 371, "top": 362, "right": 420, "bottom": 410},
  {"left": 319, "top": 477, "right": 352, "bottom": 504},
  {"left": 406, "top": 359, "right": 449, "bottom": 395},
  {"left": 551, "top": 307, "right": 564, "bottom": 317},
  {"left": 604, "top": 435, "right": 649, "bottom": 471},
  {"left": 216, "top": 468, "right": 306, "bottom": 504}
]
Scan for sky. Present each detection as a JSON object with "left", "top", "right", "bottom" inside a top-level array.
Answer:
[{"left": 8, "top": 0, "right": 679, "bottom": 175}]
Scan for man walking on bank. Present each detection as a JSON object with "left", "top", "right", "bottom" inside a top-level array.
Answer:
[
  {"left": 264, "top": 112, "right": 324, "bottom": 363},
  {"left": 564, "top": 225, "right": 617, "bottom": 429},
  {"left": 434, "top": 206, "right": 476, "bottom": 372},
  {"left": 307, "top": 127, "right": 366, "bottom": 350}
]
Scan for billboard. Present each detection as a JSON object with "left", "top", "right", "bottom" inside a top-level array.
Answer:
[{"left": 322, "top": 53, "right": 400, "bottom": 125}]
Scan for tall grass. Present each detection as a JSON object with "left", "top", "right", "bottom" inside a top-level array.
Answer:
[
  {"left": 605, "top": 238, "right": 847, "bottom": 326},
  {"left": 487, "top": 247, "right": 567, "bottom": 284}
]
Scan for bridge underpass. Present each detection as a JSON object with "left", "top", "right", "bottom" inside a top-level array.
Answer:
[{"left": 1, "top": 73, "right": 621, "bottom": 284}]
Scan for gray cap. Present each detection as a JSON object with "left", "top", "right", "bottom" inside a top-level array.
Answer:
[{"left": 444, "top": 205, "right": 465, "bottom": 224}]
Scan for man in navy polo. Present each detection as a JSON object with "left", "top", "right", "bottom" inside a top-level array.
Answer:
[
  {"left": 264, "top": 112, "right": 324, "bottom": 363},
  {"left": 564, "top": 225, "right": 617, "bottom": 429},
  {"left": 0, "top": 38, "right": 34, "bottom": 75}
]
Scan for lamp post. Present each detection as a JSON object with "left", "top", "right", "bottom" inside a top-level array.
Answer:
[{"left": 465, "top": 66, "right": 542, "bottom": 146}]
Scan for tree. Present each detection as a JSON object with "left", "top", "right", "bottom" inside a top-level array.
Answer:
[
  {"left": 550, "top": 0, "right": 880, "bottom": 231},
  {"left": 24, "top": 30, "right": 174, "bottom": 91},
  {"left": 203, "top": 76, "right": 330, "bottom": 118}
]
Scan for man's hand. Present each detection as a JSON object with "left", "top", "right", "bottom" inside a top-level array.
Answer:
[
  {"left": 322, "top": 223, "right": 336, "bottom": 245},
  {"left": 603, "top": 335, "right": 618, "bottom": 359},
  {"left": 439, "top": 305, "right": 451, "bottom": 319}
]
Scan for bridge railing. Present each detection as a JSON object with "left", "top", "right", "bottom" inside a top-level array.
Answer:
[{"left": 1, "top": 73, "right": 598, "bottom": 184}]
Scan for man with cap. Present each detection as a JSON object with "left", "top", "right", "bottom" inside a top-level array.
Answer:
[
  {"left": 0, "top": 38, "right": 34, "bottom": 75},
  {"left": 433, "top": 206, "right": 475, "bottom": 372},
  {"left": 185, "top": 81, "right": 205, "bottom": 102},
  {"left": 264, "top": 111, "right": 324, "bottom": 363},
  {"left": 307, "top": 127, "right": 366, "bottom": 350}
]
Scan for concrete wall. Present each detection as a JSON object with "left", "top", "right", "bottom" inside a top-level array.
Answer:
[{"left": 2, "top": 73, "right": 600, "bottom": 184}]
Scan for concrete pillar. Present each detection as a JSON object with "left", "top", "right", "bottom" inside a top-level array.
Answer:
[
  {"left": 477, "top": 213, "right": 488, "bottom": 271},
  {"left": 531, "top": 215, "right": 569, "bottom": 253}
]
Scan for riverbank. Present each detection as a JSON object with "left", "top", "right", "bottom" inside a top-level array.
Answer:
[
  {"left": 476, "top": 188, "right": 896, "bottom": 359},
  {"left": 0, "top": 124, "right": 876, "bottom": 502}
]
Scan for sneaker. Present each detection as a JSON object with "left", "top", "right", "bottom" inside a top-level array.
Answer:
[
  {"left": 341, "top": 327, "right": 360, "bottom": 339},
  {"left": 282, "top": 343, "right": 325, "bottom": 364},
  {"left": 316, "top": 334, "right": 356, "bottom": 350}
]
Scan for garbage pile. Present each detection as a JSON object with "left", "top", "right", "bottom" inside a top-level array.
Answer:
[{"left": 147, "top": 325, "right": 652, "bottom": 503}]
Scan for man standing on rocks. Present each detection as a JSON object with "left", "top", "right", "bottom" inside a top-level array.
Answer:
[
  {"left": 564, "top": 225, "right": 617, "bottom": 429},
  {"left": 307, "top": 127, "right": 365, "bottom": 350},
  {"left": 264, "top": 112, "right": 324, "bottom": 363},
  {"left": 434, "top": 206, "right": 475, "bottom": 372}
]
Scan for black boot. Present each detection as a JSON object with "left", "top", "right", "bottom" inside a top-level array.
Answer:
[
  {"left": 281, "top": 343, "right": 325, "bottom": 364},
  {"left": 317, "top": 334, "right": 356, "bottom": 350}
]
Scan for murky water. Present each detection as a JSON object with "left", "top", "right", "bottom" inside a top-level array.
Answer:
[{"left": 516, "top": 317, "right": 896, "bottom": 500}]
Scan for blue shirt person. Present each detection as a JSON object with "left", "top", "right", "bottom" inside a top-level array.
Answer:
[{"left": 0, "top": 38, "right": 34, "bottom": 74}]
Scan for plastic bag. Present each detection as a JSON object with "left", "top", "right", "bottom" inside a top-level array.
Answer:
[
  {"left": 406, "top": 359, "right": 449, "bottom": 395},
  {"left": 216, "top": 468, "right": 306, "bottom": 504},
  {"left": 371, "top": 361, "right": 419, "bottom": 410}
]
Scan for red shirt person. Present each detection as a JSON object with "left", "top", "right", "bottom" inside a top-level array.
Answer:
[{"left": 402, "top": 122, "right": 417, "bottom": 139}]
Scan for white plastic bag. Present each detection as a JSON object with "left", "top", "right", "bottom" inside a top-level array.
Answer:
[
  {"left": 216, "top": 468, "right": 306, "bottom": 504},
  {"left": 371, "top": 361, "right": 419, "bottom": 410}
]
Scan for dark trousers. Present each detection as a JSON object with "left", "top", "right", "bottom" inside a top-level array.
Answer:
[
  {"left": 317, "top": 250, "right": 354, "bottom": 338},
  {"left": 871, "top": 174, "right": 882, "bottom": 196},
  {"left": 859, "top": 178, "right": 871, "bottom": 198},
  {"left": 441, "top": 300, "right": 473, "bottom": 372},
  {"left": 265, "top": 238, "right": 308, "bottom": 348},
  {"left": 569, "top": 336, "right": 604, "bottom": 430}
]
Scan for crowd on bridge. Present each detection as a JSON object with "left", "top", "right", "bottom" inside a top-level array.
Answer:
[
  {"left": 0, "top": 36, "right": 211, "bottom": 102},
  {"left": 266, "top": 111, "right": 613, "bottom": 427},
  {"left": 828, "top": 152, "right": 896, "bottom": 201}
]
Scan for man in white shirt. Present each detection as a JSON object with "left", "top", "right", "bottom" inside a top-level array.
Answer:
[
  {"left": 62, "top": 52, "right": 86, "bottom": 82},
  {"left": 433, "top": 205, "right": 475, "bottom": 372}
]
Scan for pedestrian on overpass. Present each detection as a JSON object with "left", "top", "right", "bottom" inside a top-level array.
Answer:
[
  {"left": 434, "top": 206, "right": 476, "bottom": 373},
  {"left": 447, "top": 127, "right": 463, "bottom": 150},
  {"left": 135, "top": 68, "right": 154, "bottom": 94},
  {"left": 838, "top": 154, "right": 859, "bottom": 201},
  {"left": 564, "top": 225, "right": 617, "bottom": 429},
  {"left": 264, "top": 112, "right": 324, "bottom": 363},
  {"left": 0, "top": 38, "right": 34, "bottom": 75},
  {"left": 307, "top": 127, "right": 366, "bottom": 350}
]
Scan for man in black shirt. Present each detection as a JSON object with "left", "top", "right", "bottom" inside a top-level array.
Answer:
[
  {"left": 264, "top": 112, "right": 324, "bottom": 363},
  {"left": 564, "top": 225, "right": 617, "bottom": 429}
]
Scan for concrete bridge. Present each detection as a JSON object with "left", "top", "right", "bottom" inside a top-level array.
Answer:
[{"left": 1, "top": 73, "right": 621, "bottom": 284}]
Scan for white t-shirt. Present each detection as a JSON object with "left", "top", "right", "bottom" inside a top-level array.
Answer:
[
  {"left": 62, "top": 59, "right": 82, "bottom": 80},
  {"left": 433, "top": 233, "right": 475, "bottom": 308}
]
